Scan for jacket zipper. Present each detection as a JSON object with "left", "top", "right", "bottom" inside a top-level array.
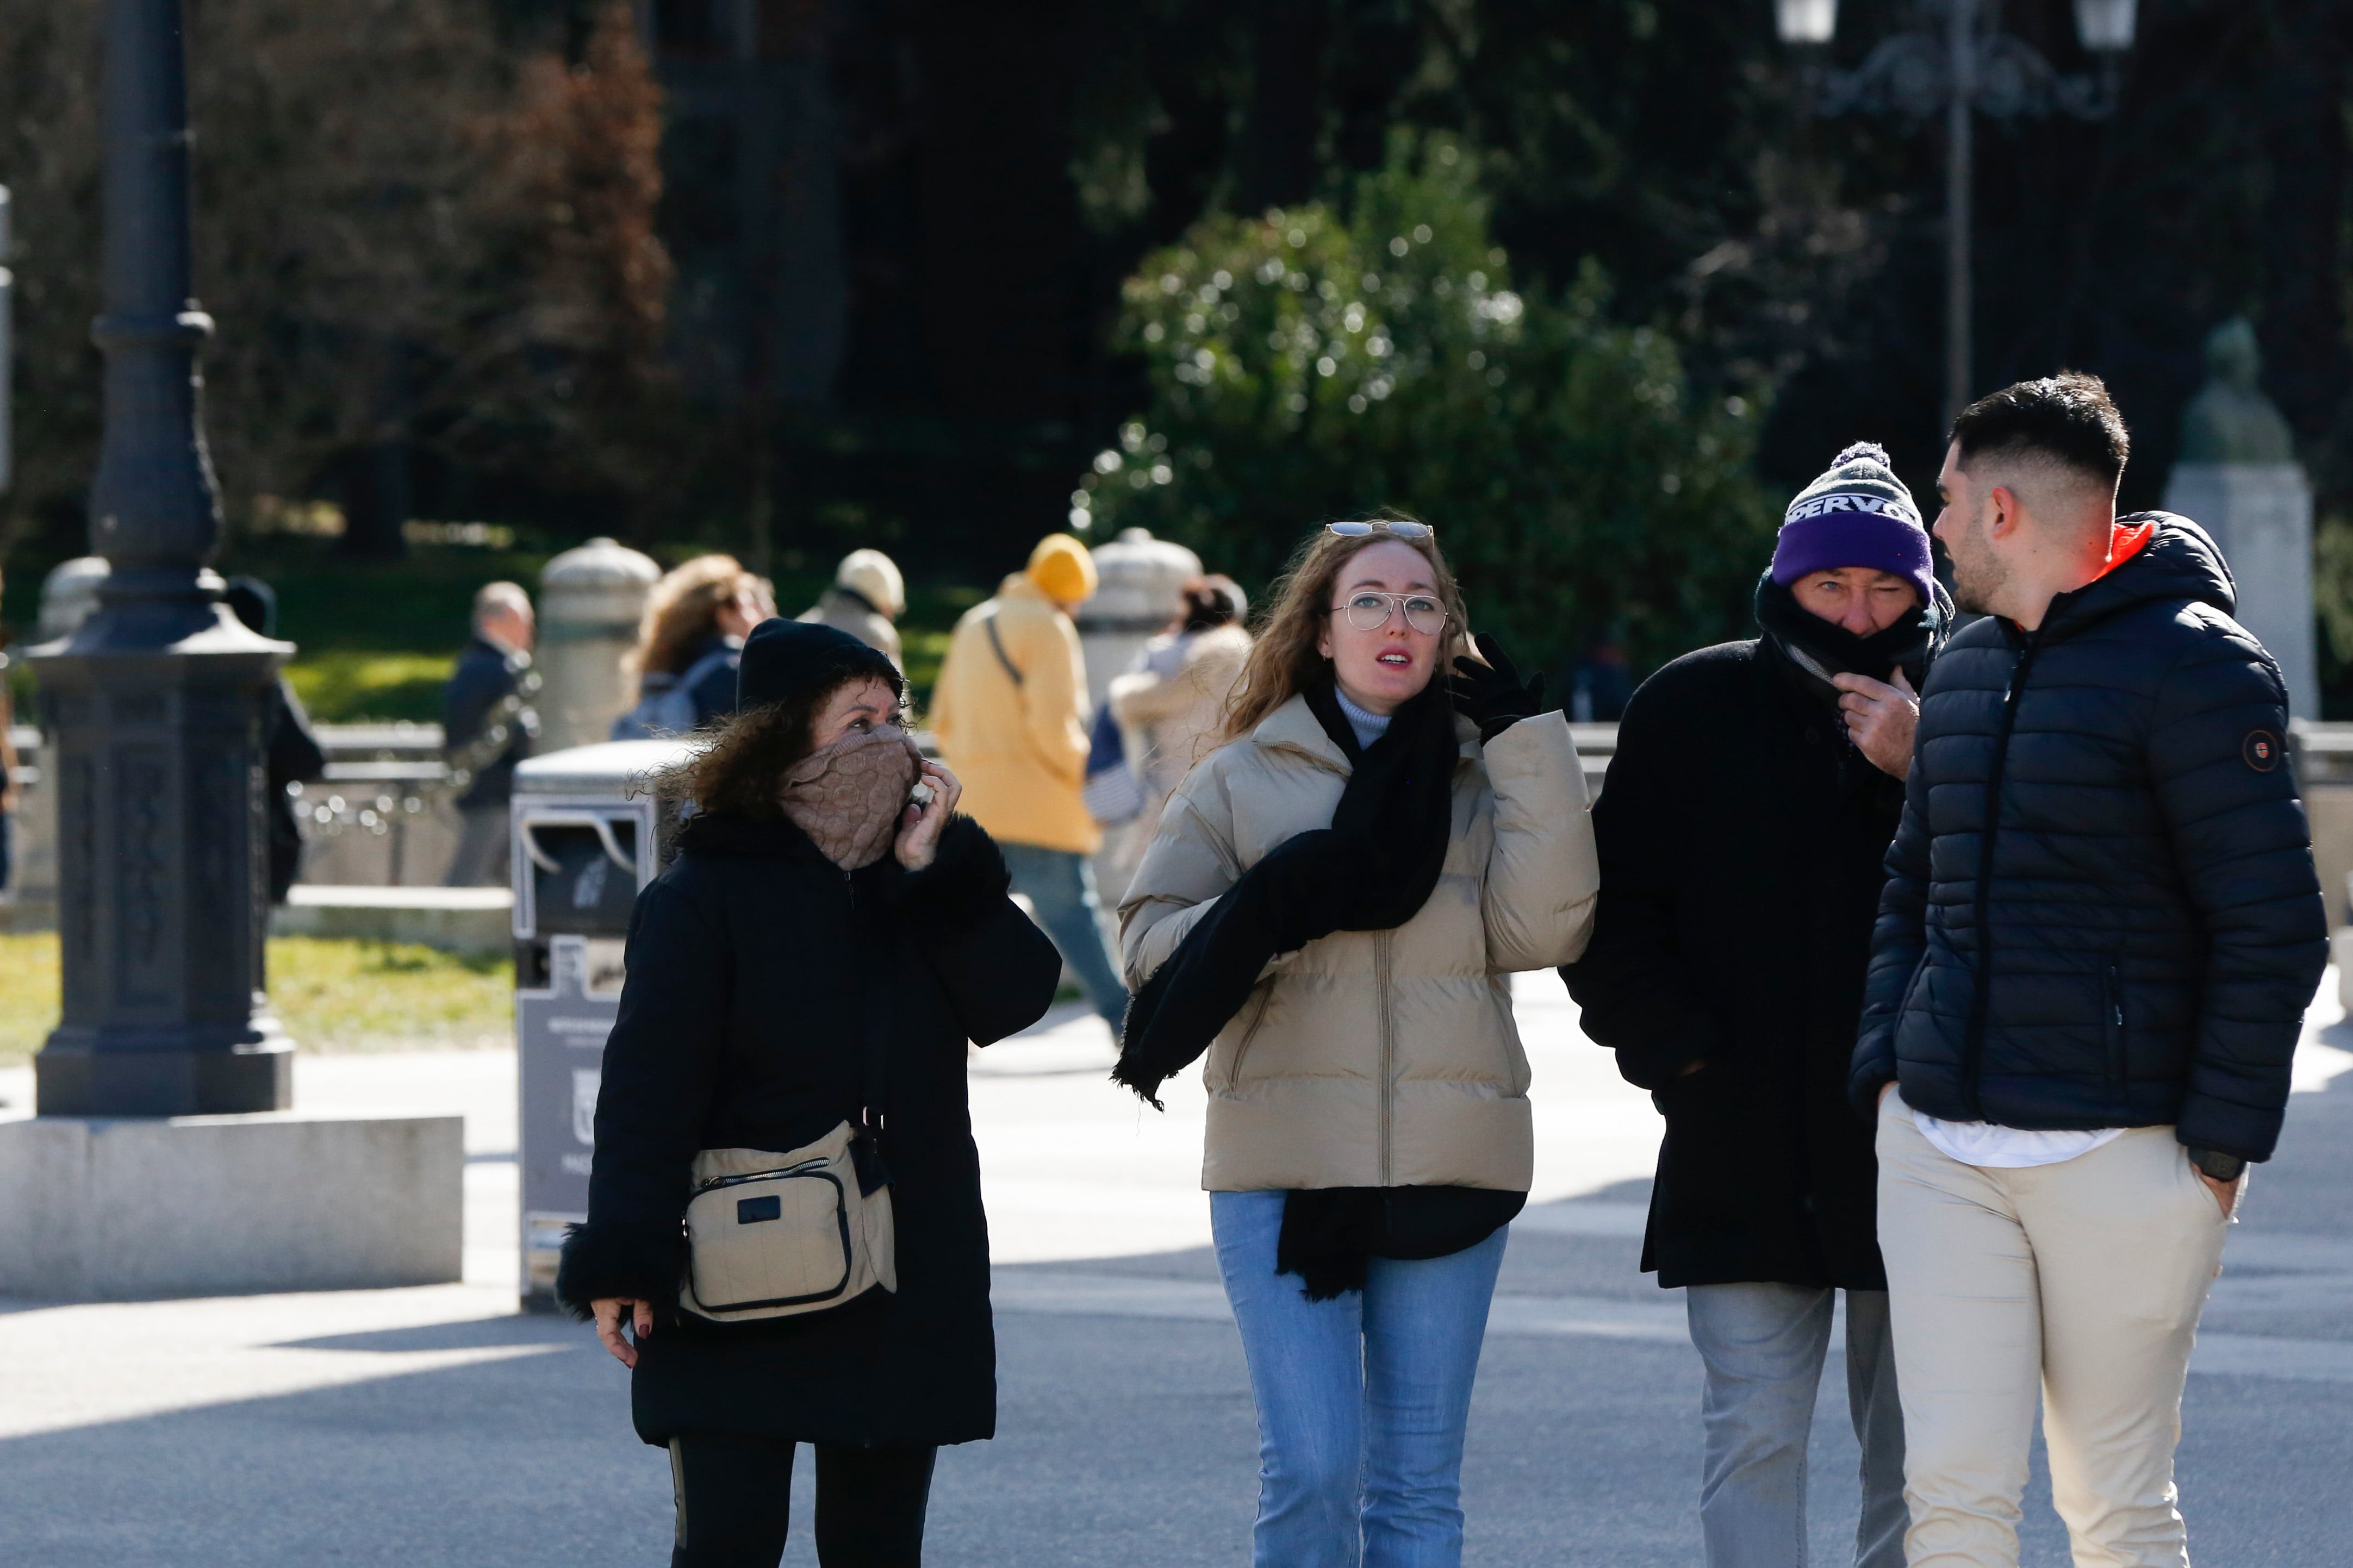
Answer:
[
  {"left": 1963, "top": 632, "right": 2044, "bottom": 1118},
  {"left": 1375, "top": 929, "right": 1395, "bottom": 1186},
  {"left": 2102, "top": 960, "right": 2126, "bottom": 1099}
]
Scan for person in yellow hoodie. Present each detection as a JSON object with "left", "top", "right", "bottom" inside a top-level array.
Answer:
[{"left": 930, "top": 534, "right": 1131, "bottom": 1029}]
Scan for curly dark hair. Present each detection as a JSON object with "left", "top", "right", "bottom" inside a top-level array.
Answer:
[{"left": 648, "top": 652, "right": 906, "bottom": 822}]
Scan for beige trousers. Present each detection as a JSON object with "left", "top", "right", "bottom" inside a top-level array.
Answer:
[{"left": 1873, "top": 1095, "right": 2231, "bottom": 1567}]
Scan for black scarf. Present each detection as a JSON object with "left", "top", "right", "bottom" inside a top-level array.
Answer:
[
  {"left": 1109, "top": 673, "right": 1521, "bottom": 1301},
  {"left": 1112, "top": 677, "right": 1460, "bottom": 1105},
  {"left": 1751, "top": 570, "right": 1950, "bottom": 711}
]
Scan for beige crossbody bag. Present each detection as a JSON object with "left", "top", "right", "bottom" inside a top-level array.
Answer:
[
  {"left": 678, "top": 1124, "right": 895, "bottom": 1321},
  {"left": 677, "top": 980, "right": 898, "bottom": 1323}
]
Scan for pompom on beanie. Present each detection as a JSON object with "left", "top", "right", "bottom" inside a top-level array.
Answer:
[
  {"left": 1769, "top": 442, "right": 1934, "bottom": 607},
  {"left": 1025, "top": 533, "right": 1099, "bottom": 606}
]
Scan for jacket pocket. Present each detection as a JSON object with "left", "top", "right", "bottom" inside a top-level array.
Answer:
[
  {"left": 1223, "top": 984, "right": 1278, "bottom": 1086},
  {"left": 2101, "top": 959, "right": 2126, "bottom": 1098}
]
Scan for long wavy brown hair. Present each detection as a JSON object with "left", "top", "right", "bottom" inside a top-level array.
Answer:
[
  {"left": 1217, "top": 521, "right": 1470, "bottom": 744},
  {"left": 631, "top": 554, "right": 752, "bottom": 681},
  {"left": 648, "top": 654, "right": 906, "bottom": 823}
]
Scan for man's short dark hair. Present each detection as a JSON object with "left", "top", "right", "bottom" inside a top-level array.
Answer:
[{"left": 1950, "top": 371, "right": 2130, "bottom": 491}]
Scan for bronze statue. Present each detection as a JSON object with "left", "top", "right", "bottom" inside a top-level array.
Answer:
[{"left": 2178, "top": 316, "right": 2296, "bottom": 465}]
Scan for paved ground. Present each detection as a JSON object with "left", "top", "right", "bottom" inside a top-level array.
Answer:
[{"left": 4, "top": 974, "right": 2352, "bottom": 1565}]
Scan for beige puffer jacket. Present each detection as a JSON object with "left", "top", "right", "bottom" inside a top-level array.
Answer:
[{"left": 1117, "top": 693, "right": 1598, "bottom": 1193}]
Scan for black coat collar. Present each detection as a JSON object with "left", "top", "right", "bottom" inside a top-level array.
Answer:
[{"left": 676, "top": 811, "right": 895, "bottom": 892}]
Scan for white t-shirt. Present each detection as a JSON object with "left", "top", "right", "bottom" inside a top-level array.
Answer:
[{"left": 1892, "top": 1088, "right": 2125, "bottom": 1169}]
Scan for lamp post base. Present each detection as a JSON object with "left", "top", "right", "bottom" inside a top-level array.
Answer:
[{"left": 35, "top": 1024, "right": 294, "bottom": 1117}]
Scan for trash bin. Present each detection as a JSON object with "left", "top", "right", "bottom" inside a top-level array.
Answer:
[{"left": 511, "top": 738, "right": 692, "bottom": 1310}]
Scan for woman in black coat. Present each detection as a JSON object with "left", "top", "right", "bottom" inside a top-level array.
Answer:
[{"left": 557, "top": 619, "right": 1062, "bottom": 1568}]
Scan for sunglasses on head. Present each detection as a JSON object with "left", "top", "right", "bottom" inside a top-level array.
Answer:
[{"left": 1325, "top": 520, "right": 1434, "bottom": 540}]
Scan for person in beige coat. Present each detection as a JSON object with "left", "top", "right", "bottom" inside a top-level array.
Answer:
[
  {"left": 1100, "top": 576, "right": 1252, "bottom": 895},
  {"left": 796, "top": 548, "right": 905, "bottom": 670},
  {"left": 1115, "top": 521, "right": 1597, "bottom": 1568}
]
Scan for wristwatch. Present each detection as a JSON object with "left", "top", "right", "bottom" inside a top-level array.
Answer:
[{"left": 2187, "top": 1147, "right": 2247, "bottom": 1184}]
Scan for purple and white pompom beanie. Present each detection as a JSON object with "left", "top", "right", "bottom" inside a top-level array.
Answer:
[{"left": 1769, "top": 442, "right": 1933, "bottom": 605}]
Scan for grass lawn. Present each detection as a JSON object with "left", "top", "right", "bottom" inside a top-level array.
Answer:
[
  {"left": 0, "top": 932, "right": 514, "bottom": 1063},
  {"left": 284, "top": 651, "right": 458, "bottom": 725}
]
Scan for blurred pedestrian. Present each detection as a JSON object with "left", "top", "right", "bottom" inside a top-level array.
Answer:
[
  {"left": 1564, "top": 442, "right": 1951, "bottom": 1568},
  {"left": 929, "top": 533, "right": 1129, "bottom": 1032},
  {"left": 443, "top": 581, "right": 539, "bottom": 887},
  {"left": 1101, "top": 576, "right": 1250, "bottom": 888},
  {"left": 1855, "top": 374, "right": 2326, "bottom": 1565},
  {"left": 223, "top": 576, "right": 328, "bottom": 905},
  {"left": 613, "top": 555, "right": 768, "bottom": 739},
  {"left": 1567, "top": 634, "right": 1634, "bottom": 722},
  {"left": 558, "top": 620, "right": 1060, "bottom": 1568},
  {"left": 798, "top": 548, "right": 906, "bottom": 670},
  {"left": 1112, "top": 520, "right": 1597, "bottom": 1568}
]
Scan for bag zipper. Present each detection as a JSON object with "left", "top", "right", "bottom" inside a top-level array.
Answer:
[
  {"left": 1375, "top": 929, "right": 1395, "bottom": 1186},
  {"left": 697, "top": 1156, "right": 831, "bottom": 1194}
]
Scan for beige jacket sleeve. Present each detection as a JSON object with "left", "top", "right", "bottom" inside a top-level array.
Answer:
[
  {"left": 1016, "top": 608, "right": 1092, "bottom": 789},
  {"left": 1116, "top": 770, "right": 1244, "bottom": 988},
  {"left": 1108, "top": 666, "right": 1189, "bottom": 728},
  {"left": 1478, "top": 710, "right": 1599, "bottom": 971}
]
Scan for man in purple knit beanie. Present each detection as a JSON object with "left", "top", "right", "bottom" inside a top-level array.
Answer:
[
  {"left": 1773, "top": 442, "right": 1937, "bottom": 609},
  {"left": 1564, "top": 438, "right": 1952, "bottom": 1568}
]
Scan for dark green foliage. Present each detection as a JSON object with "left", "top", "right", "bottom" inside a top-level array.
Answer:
[{"left": 1082, "top": 138, "right": 1779, "bottom": 676}]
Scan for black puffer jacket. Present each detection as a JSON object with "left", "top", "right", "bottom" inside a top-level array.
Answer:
[
  {"left": 556, "top": 813, "right": 1061, "bottom": 1447},
  {"left": 1851, "top": 514, "right": 2327, "bottom": 1160}
]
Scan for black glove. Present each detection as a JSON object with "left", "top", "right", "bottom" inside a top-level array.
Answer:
[{"left": 1447, "top": 633, "right": 1548, "bottom": 742}]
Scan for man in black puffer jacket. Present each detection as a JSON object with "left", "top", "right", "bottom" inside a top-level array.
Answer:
[{"left": 1853, "top": 372, "right": 2327, "bottom": 1567}]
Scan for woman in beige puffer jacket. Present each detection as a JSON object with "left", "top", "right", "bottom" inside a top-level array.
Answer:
[{"left": 1115, "top": 522, "right": 1597, "bottom": 1568}]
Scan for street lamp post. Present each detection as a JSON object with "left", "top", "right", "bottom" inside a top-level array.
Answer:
[
  {"left": 27, "top": 0, "right": 296, "bottom": 1116},
  {"left": 1776, "top": 0, "right": 2138, "bottom": 429}
]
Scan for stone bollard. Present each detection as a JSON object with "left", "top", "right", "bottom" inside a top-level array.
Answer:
[
  {"left": 534, "top": 537, "right": 660, "bottom": 752},
  {"left": 1073, "top": 527, "right": 1201, "bottom": 708}
]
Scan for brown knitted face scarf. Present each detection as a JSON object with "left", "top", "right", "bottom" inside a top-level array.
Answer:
[{"left": 778, "top": 726, "right": 921, "bottom": 870}]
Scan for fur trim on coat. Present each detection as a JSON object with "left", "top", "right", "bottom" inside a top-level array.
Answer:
[{"left": 555, "top": 1219, "right": 684, "bottom": 1323}]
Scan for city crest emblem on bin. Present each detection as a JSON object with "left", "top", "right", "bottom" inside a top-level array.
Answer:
[{"left": 572, "top": 1069, "right": 601, "bottom": 1146}]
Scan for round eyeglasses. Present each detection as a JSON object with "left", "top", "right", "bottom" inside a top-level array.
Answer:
[
  {"left": 1333, "top": 590, "right": 1449, "bottom": 635},
  {"left": 1326, "top": 520, "right": 1435, "bottom": 540}
]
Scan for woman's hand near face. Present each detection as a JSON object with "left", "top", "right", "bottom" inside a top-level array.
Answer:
[
  {"left": 593, "top": 1297, "right": 653, "bottom": 1367},
  {"left": 895, "top": 759, "right": 962, "bottom": 870}
]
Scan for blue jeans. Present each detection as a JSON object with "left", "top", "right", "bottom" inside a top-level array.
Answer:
[
  {"left": 1211, "top": 1189, "right": 1509, "bottom": 1568},
  {"left": 999, "top": 842, "right": 1129, "bottom": 1029}
]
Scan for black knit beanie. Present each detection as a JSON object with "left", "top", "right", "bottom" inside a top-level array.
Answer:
[{"left": 736, "top": 618, "right": 900, "bottom": 710}]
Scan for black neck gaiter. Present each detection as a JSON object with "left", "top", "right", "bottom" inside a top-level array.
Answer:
[{"left": 1752, "top": 570, "right": 1951, "bottom": 710}]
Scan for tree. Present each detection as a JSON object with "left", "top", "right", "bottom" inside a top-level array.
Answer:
[
  {"left": 1080, "top": 136, "right": 1779, "bottom": 678},
  {"left": 0, "top": 0, "right": 677, "bottom": 567}
]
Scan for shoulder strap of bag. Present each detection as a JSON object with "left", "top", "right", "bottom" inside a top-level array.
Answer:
[
  {"left": 983, "top": 610, "right": 1025, "bottom": 689},
  {"left": 851, "top": 931, "right": 895, "bottom": 1196}
]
